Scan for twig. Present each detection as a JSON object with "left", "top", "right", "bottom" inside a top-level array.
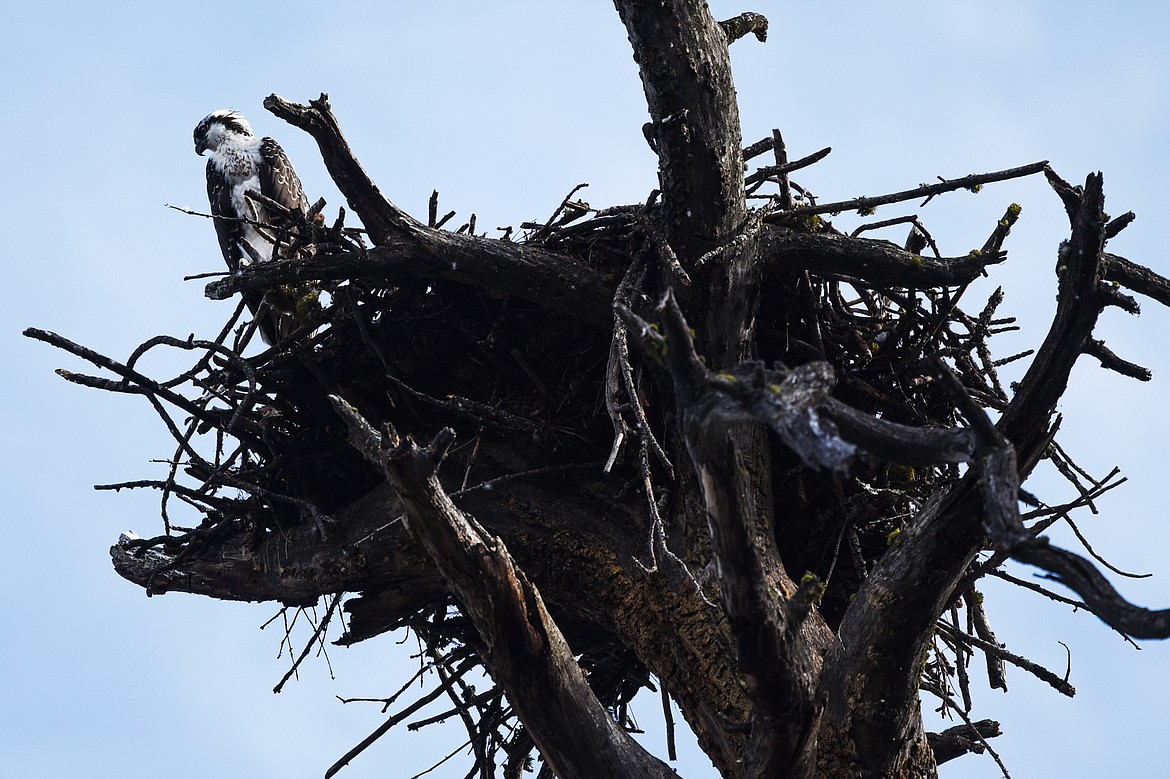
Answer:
[
  {"left": 990, "top": 569, "right": 1087, "bottom": 610},
  {"left": 935, "top": 621, "right": 1075, "bottom": 697},
  {"left": 660, "top": 684, "right": 677, "bottom": 761},
  {"left": 765, "top": 161, "right": 1049, "bottom": 223},
  {"left": 273, "top": 594, "right": 341, "bottom": 693},
  {"left": 529, "top": 182, "right": 591, "bottom": 241},
  {"left": 744, "top": 144, "right": 832, "bottom": 190},
  {"left": 93, "top": 479, "right": 232, "bottom": 509},
  {"left": 24, "top": 328, "right": 267, "bottom": 450},
  {"left": 1059, "top": 509, "right": 1152, "bottom": 579},
  {"left": 850, "top": 214, "right": 920, "bottom": 239},
  {"left": 325, "top": 654, "right": 483, "bottom": 779}
]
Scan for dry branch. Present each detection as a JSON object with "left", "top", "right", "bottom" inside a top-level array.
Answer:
[
  {"left": 265, "top": 93, "right": 420, "bottom": 242},
  {"left": 1104, "top": 252, "right": 1170, "bottom": 307},
  {"left": 329, "top": 398, "right": 679, "bottom": 779}
]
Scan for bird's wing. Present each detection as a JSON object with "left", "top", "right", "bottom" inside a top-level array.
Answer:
[
  {"left": 206, "top": 158, "right": 243, "bottom": 273},
  {"left": 258, "top": 137, "right": 309, "bottom": 220}
]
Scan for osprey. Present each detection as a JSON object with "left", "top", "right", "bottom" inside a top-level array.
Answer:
[{"left": 194, "top": 109, "right": 311, "bottom": 344}]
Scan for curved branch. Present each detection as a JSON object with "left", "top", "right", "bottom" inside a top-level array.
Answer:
[
  {"left": 1103, "top": 252, "right": 1170, "bottom": 308},
  {"left": 620, "top": 292, "right": 979, "bottom": 471},
  {"left": 760, "top": 227, "right": 1005, "bottom": 288},
  {"left": 822, "top": 398, "right": 975, "bottom": 465},
  {"left": 1011, "top": 543, "right": 1170, "bottom": 638},
  {"left": 264, "top": 93, "right": 422, "bottom": 243},
  {"left": 999, "top": 170, "right": 1109, "bottom": 466},
  {"left": 938, "top": 361, "right": 1170, "bottom": 637}
]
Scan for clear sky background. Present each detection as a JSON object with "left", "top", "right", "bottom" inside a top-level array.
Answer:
[{"left": 3, "top": 2, "right": 1169, "bottom": 777}]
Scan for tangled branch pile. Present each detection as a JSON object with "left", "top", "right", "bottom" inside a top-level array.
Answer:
[{"left": 29, "top": 6, "right": 1170, "bottom": 778}]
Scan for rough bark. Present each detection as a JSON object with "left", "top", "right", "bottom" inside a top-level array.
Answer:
[
  {"left": 614, "top": 0, "right": 745, "bottom": 262},
  {"left": 206, "top": 229, "right": 617, "bottom": 329}
]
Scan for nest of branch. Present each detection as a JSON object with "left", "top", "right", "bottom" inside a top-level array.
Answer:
[
  {"left": 32, "top": 98, "right": 1170, "bottom": 776},
  {"left": 107, "top": 200, "right": 997, "bottom": 600}
]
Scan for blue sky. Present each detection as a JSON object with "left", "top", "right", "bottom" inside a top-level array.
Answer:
[{"left": 3, "top": 2, "right": 1169, "bottom": 777}]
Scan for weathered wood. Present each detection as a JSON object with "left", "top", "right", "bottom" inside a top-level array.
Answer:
[{"left": 330, "top": 402, "right": 680, "bottom": 779}]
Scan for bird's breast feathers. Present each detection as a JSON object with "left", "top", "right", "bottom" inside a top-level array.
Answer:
[{"left": 208, "top": 136, "right": 264, "bottom": 216}]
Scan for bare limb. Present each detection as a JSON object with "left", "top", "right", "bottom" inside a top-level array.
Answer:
[
  {"left": 264, "top": 93, "right": 421, "bottom": 242},
  {"left": 936, "top": 621, "right": 1073, "bottom": 697},
  {"left": 1083, "top": 338, "right": 1152, "bottom": 381},
  {"left": 1103, "top": 252, "right": 1170, "bottom": 306},
  {"left": 760, "top": 228, "right": 1006, "bottom": 288},
  {"left": 745, "top": 143, "right": 831, "bottom": 193},
  {"left": 1012, "top": 544, "right": 1170, "bottom": 639},
  {"left": 329, "top": 398, "right": 680, "bottom": 779},
  {"left": 766, "top": 161, "right": 1049, "bottom": 223}
]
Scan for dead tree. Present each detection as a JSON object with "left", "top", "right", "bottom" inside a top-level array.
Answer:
[{"left": 28, "top": 4, "right": 1170, "bottom": 778}]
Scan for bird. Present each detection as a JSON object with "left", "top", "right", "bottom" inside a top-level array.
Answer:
[{"left": 194, "top": 108, "right": 315, "bottom": 345}]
